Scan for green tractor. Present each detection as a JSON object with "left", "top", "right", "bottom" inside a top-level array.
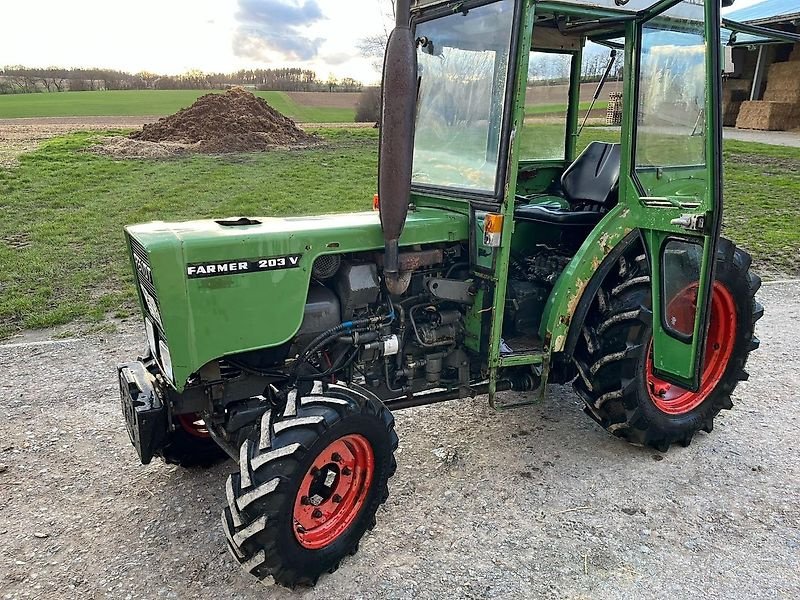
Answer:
[{"left": 117, "top": 0, "right": 793, "bottom": 588}]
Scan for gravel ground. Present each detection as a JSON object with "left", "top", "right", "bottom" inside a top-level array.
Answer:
[
  {"left": 0, "top": 281, "right": 798, "bottom": 600},
  {"left": 723, "top": 128, "right": 800, "bottom": 148}
]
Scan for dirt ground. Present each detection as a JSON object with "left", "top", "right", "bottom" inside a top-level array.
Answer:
[
  {"left": 0, "top": 280, "right": 797, "bottom": 600},
  {"left": 0, "top": 117, "right": 158, "bottom": 167},
  {"left": 0, "top": 117, "right": 369, "bottom": 167}
]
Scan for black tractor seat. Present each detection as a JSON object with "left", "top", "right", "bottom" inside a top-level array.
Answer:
[
  {"left": 515, "top": 142, "right": 621, "bottom": 226},
  {"left": 514, "top": 203, "right": 605, "bottom": 226}
]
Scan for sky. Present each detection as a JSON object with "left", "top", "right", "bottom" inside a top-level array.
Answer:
[
  {"left": 0, "top": 0, "right": 767, "bottom": 85},
  {"left": 0, "top": 0, "right": 392, "bottom": 83}
]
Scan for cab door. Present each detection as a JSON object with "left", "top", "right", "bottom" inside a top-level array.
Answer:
[{"left": 627, "top": 0, "right": 724, "bottom": 390}]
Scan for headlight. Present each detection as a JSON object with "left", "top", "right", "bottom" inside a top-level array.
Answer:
[
  {"left": 158, "top": 340, "right": 174, "bottom": 382},
  {"left": 141, "top": 288, "right": 163, "bottom": 329},
  {"left": 144, "top": 318, "right": 157, "bottom": 358}
]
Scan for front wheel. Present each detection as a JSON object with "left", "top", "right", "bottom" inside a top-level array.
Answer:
[
  {"left": 221, "top": 382, "right": 398, "bottom": 588},
  {"left": 159, "top": 413, "right": 229, "bottom": 467},
  {"left": 573, "top": 238, "right": 763, "bottom": 451}
]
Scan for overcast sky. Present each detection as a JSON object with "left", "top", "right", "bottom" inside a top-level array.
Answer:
[
  {"left": 0, "top": 0, "right": 392, "bottom": 83},
  {"left": 0, "top": 0, "right": 766, "bottom": 84}
]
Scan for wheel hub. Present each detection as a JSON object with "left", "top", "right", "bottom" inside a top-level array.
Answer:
[
  {"left": 293, "top": 434, "right": 374, "bottom": 549},
  {"left": 177, "top": 413, "right": 211, "bottom": 438},
  {"left": 646, "top": 281, "right": 738, "bottom": 415}
]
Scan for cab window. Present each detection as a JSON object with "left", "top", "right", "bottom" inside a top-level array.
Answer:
[{"left": 518, "top": 51, "right": 573, "bottom": 161}]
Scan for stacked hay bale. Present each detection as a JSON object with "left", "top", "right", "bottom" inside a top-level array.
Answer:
[
  {"left": 723, "top": 79, "right": 751, "bottom": 127},
  {"left": 737, "top": 47, "right": 800, "bottom": 131}
]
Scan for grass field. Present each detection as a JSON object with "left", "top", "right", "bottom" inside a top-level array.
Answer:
[
  {"left": 0, "top": 90, "right": 356, "bottom": 122},
  {"left": 526, "top": 100, "right": 609, "bottom": 116},
  {"left": 0, "top": 128, "right": 797, "bottom": 338}
]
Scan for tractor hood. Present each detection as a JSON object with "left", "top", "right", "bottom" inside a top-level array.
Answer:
[{"left": 125, "top": 208, "right": 468, "bottom": 390}]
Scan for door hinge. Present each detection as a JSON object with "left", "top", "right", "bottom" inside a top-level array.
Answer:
[{"left": 671, "top": 214, "right": 707, "bottom": 233}]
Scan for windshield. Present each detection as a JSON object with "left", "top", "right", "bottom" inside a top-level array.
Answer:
[{"left": 412, "top": 1, "right": 515, "bottom": 194}]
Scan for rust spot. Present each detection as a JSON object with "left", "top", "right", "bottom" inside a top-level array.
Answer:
[
  {"left": 598, "top": 233, "right": 612, "bottom": 254},
  {"left": 566, "top": 279, "right": 587, "bottom": 317}
]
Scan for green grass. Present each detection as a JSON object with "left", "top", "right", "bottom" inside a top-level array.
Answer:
[
  {"left": 0, "top": 128, "right": 797, "bottom": 338},
  {"left": 0, "top": 90, "right": 356, "bottom": 122},
  {"left": 525, "top": 100, "right": 609, "bottom": 116},
  {"left": 0, "top": 129, "right": 377, "bottom": 337}
]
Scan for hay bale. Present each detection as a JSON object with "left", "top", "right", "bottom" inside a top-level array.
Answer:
[
  {"left": 765, "top": 62, "right": 800, "bottom": 92},
  {"left": 764, "top": 89, "right": 800, "bottom": 103},
  {"left": 723, "top": 87, "right": 749, "bottom": 103},
  {"left": 736, "top": 101, "right": 797, "bottom": 131},
  {"left": 725, "top": 79, "right": 752, "bottom": 93},
  {"left": 723, "top": 100, "right": 743, "bottom": 127}
]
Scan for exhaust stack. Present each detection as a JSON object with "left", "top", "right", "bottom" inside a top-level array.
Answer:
[{"left": 378, "top": 0, "right": 416, "bottom": 295}]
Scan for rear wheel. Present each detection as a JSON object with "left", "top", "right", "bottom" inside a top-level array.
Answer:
[
  {"left": 573, "top": 238, "right": 763, "bottom": 451},
  {"left": 221, "top": 382, "right": 398, "bottom": 588}
]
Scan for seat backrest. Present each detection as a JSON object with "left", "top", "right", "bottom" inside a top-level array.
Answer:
[{"left": 560, "top": 142, "right": 621, "bottom": 208}]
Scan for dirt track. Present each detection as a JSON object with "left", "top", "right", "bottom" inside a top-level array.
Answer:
[{"left": 0, "top": 281, "right": 797, "bottom": 599}]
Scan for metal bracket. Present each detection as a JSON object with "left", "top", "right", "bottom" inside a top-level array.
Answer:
[
  {"left": 426, "top": 277, "right": 476, "bottom": 304},
  {"left": 490, "top": 357, "right": 550, "bottom": 411},
  {"left": 671, "top": 214, "right": 706, "bottom": 233}
]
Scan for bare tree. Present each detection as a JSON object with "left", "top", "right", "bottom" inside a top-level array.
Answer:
[{"left": 358, "top": 0, "right": 396, "bottom": 72}]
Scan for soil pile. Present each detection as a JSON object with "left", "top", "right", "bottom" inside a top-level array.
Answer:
[{"left": 128, "top": 87, "right": 317, "bottom": 153}]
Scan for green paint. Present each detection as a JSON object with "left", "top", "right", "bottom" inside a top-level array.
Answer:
[{"left": 129, "top": 208, "right": 467, "bottom": 389}]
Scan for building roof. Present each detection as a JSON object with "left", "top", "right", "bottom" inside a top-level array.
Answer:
[{"left": 726, "top": 0, "right": 800, "bottom": 26}]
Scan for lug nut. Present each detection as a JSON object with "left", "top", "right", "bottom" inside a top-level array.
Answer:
[
  {"left": 312, "top": 509, "right": 323, "bottom": 519},
  {"left": 296, "top": 525, "right": 306, "bottom": 533},
  {"left": 332, "top": 494, "right": 342, "bottom": 503},
  {"left": 332, "top": 452, "right": 342, "bottom": 463},
  {"left": 342, "top": 467, "right": 352, "bottom": 476},
  {"left": 300, "top": 496, "right": 310, "bottom": 505}
]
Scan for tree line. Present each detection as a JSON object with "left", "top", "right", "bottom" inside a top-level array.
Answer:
[{"left": 0, "top": 66, "right": 363, "bottom": 94}]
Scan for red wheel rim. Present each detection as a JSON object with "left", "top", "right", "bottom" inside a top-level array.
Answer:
[
  {"left": 646, "top": 281, "right": 738, "bottom": 415},
  {"left": 293, "top": 434, "right": 375, "bottom": 550},
  {"left": 177, "top": 413, "right": 211, "bottom": 438}
]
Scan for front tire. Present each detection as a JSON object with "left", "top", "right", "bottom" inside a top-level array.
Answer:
[
  {"left": 221, "top": 383, "right": 398, "bottom": 588},
  {"left": 159, "top": 413, "right": 229, "bottom": 467},
  {"left": 573, "top": 238, "right": 763, "bottom": 451}
]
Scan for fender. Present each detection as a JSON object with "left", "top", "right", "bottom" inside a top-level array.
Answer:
[{"left": 540, "top": 206, "right": 644, "bottom": 358}]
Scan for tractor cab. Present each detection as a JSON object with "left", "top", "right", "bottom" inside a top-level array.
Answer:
[{"left": 401, "top": 0, "right": 751, "bottom": 395}]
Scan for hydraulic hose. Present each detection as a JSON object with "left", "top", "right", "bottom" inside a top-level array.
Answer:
[{"left": 292, "top": 309, "right": 395, "bottom": 377}]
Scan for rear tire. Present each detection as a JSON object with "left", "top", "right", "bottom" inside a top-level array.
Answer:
[
  {"left": 221, "top": 382, "right": 398, "bottom": 588},
  {"left": 573, "top": 238, "right": 763, "bottom": 451}
]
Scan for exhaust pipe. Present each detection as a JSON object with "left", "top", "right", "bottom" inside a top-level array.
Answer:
[{"left": 378, "top": 0, "right": 416, "bottom": 295}]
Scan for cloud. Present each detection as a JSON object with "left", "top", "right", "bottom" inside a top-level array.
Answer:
[
  {"left": 323, "top": 51, "right": 354, "bottom": 66},
  {"left": 234, "top": 0, "right": 325, "bottom": 62}
]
